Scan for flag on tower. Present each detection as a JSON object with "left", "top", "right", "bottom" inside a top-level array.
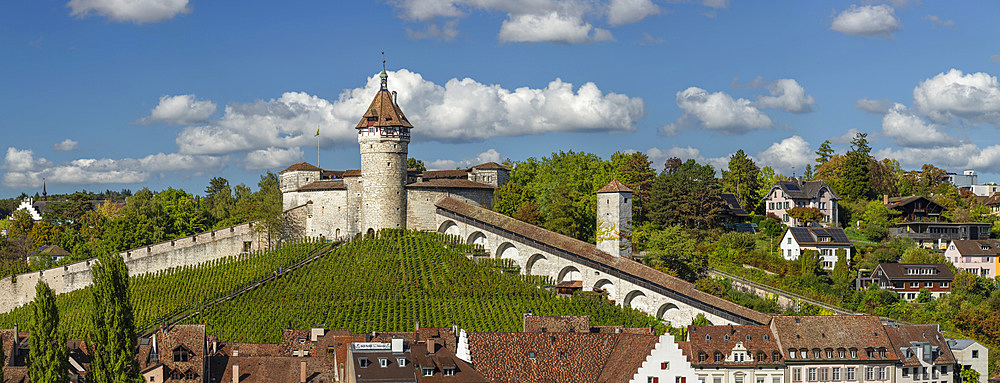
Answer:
[{"left": 315, "top": 128, "right": 320, "bottom": 136}]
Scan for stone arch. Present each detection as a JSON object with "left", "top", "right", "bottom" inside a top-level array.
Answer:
[
  {"left": 467, "top": 232, "right": 488, "bottom": 249},
  {"left": 624, "top": 290, "right": 648, "bottom": 313},
  {"left": 525, "top": 254, "right": 547, "bottom": 276},
  {"left": 593, "top": 279, "right": 615, "bottom": 298},
  {"left": 335, "top": 228, "right": 341, "bottom": 238},
  {"left": 496, "top": 242, "right": 519, "bottom": 261},
  {"left": 366, "top": 228, "right": 375, "bottom": 237},
  {"left": 656, "top": 303, "right": 680, "bottom": 321},
  {"left": 438, "top": 220, "right": 460, "bottom": 237},
  {"left": 557, "top": 266, "right": 582, "bottom": 283}
]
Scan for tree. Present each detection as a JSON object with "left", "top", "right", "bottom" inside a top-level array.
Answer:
[
  {"left": 815, "top": 140, "right": 835, "bottom": 165},
  {"left": 959, "top": 366, "right": 980, "bottom": 383},
  {"left": 643, "top": 227, "right": 706, "bottom": 282},
  {"left": 87, "top": 253, "right": 142, "bottom": 383},
  {"left": 493, "top": 183, "right": 534, "bottom": 218},
  {"left": 787, "top": 207, "right": 825, "bottom": 226},
  {"left": 610, "top": 151, "right": 656, "bottom": 223},
  {"left": 544, "top": 183, "right": 583, "bottom": 240},
  {"left": 28, "top": 281, "right": 67, "bottom": 383},
  {"left": 838, "top": 133, "right": 874, "bottom": 201},
  {"left": 915, "top": 288, "right": 932, "bottom": 303},
  {"left": 406, "top": 158, "right": 427, "bottom": 172},
  {"left": 648, "top": 158, "right": 727, "bottom": 229},
  {"left": 721, "top": 150, "right": 763, "bottom": 215},
  {"left": 204, "top": 176, "right": 234, "bottom": 223}
]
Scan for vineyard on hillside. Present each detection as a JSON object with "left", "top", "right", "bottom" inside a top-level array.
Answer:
[
  {"left": 0, "top": 239, "right": 329, "bottom": 339},
  {"left": 186, "top": 230, "right": 664, "bottom": 343}
]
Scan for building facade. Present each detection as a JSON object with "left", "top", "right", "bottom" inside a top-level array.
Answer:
[
  {"left": 855, "top": 263, "right": 953, "bottom": 301},
  {"left": 944, "top": 239, "right": 1000, "bottom": 278},
  {"left": 763, "top": 179, "right": 839, "bottom": 227},
  {"left": 778, "top": 227, "right": 852, "bottom": 270}
]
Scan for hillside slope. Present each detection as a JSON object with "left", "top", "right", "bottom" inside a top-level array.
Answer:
[{"left": 187, "top": 230, "right": 661, "bottom": 343}]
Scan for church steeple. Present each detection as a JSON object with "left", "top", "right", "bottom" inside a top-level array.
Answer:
[
  {"left": 380, "top": 56, "right": 388, "bottom": 91},
  {"left": 42, "top": 178, "right": 47, "bottom": 201}
]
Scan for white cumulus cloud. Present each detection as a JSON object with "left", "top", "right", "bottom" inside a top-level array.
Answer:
[
  {"left": 664, "top": 87, "right": 772, "bottom": 135},
  {"left": 830, "top": 4, "right": 901, "bottom": 38},
  {"left": 426, "top": 149, "right": 504, "bottom": 170},
  {"left": 913, "top": 69, "right": 1000, "bottom": 126},
  {"left": 881, "top": 103, "right": 958, "bottom": 148},
  {"left": 52, "top": 139, "right": 79, "bottom": 152},
  {"left": 753, "top": 78, "right": 816, "bottom": 113},
  {"left": 755, "top": 136, "right": 813, "bottom": 175},
  {"left": 1, "top": 147, "right": 225, "bottom": 188},
  {"left": 244, "top": 147, "right": 306, "bottom": 170},
  {"left": 607, "top": 0, "right": 660, "bottom": 26},
  {"left": 922, "top": 15, "right": 954, "bottom": 28},
  {"left": 176, "top": 69, "right": 644, "bottom": 155},
  {"left": 139, "top": 94, "right": 217, "bottom": 125},
  {"left": 67, "top": 0, "right": 190, "bottom": 24},
  {"left": 499, "top": 11, "right": 613, "bottom": 43}
]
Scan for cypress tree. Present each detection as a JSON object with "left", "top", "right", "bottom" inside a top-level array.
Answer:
[
  {"left": 87, "top": 253, "right": 143, "bottom": 383},
  {"left": 28, "top": 281, "right": 68, "bottom": 383}
]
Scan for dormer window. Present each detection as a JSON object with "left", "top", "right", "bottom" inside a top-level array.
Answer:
[
  {"left": 379, "top": 358, "right": 389, "bottom": 368},
  {"left": 443, "top": 367, "right": 456, "bottom": 377},
  {"left": 724, "top": 334, "right": 730, "bottom": 341},
  {"left": 359, "top": 357, "right": 370, "bottom": 368},
  {"left": 699, "top": 352, "right": 709, "bottom": 362},
  {"left": 172, "top": 346, "right": 192, "bottom": 362},
  {"left": 422, "top": 368, "right": 434, "bottom": 376},
  {"left": 714, "top": 352, "right": 724, "bottom": 363},
  {"left": 397, "top": 357, "right": 406, "bottom": 367}
]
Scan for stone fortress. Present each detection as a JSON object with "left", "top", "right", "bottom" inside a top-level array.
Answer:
[{"left": 278, "top": 66, "right": 768, "bottom": 326}]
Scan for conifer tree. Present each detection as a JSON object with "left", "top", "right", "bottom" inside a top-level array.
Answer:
[
  {"left": 721, "top": 150, "right": 763, "bottom": 214},
  {"left": 837, "top": 133, "right": 874, "bottom": 201},
  {"left": 28, "top": 281, "right": 67, "bottom": 383},
  {"left": 87, "top": 253, "right": 142, "bottom": 383},
  {"left": 815, "top": 140, "right": 835, "bottom": 165}
]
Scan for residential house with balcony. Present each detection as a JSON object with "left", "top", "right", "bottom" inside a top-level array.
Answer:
[
  {"left": 883, "top": 196, "right": 945, "bottom": 222},
  {"left": 882, "top": 195, "right": 991, "bottom": 249},
  {"left": 778, "top": 227, "right": 852, "bottom": 270},
  {"left": 884, "top": 324, "right": 955, "bottom": 383},
  {"left": 763, "top": 179, "right": 840, "bottom": 227},
  {"left": 854, "top": 263, "right": 953, "bottom": 301},
  {"left": 771, "top": 316, "right": 898, "bottom": 383},
  {"left": 681, "top": 325, "right": 784, "bottom": 383},
  {"left": 943, "top": 239, "right": 1000, "bottom": 278}
]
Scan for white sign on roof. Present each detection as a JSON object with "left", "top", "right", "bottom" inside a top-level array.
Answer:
[{"left": 353, "top": 342, "right": 391, "bottom": 350}]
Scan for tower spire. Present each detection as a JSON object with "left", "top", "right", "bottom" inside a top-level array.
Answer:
[
  {"left": 42, "top": 177, "right": 47, "bottom": 201},
  {"left": 380, "top": 51, "right": 388, "bottom": 90}
]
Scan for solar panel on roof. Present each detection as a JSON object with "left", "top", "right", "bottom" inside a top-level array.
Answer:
[{"left": 783, "top": 183, "right": 800, "bottom": 190}]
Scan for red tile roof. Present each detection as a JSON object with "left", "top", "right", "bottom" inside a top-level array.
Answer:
[
  {"left": 684, "top": 325, "right": 782, "bottom": 367},
  {"left": 407, "top": 179, "right": 496, "bottom": 189},
  {"left": 297, "top": 179, "right": 346, "bottom": 191},
  {"left": 882, "top": 324, "right": 956, "bottom": 367},
  {"left": 355, "top": 87, "right": 413, "bottom": 129},
  {"left": 597, "top": 179, "right": 634, "bottom": 194},
  {"left": 770, "top": 316, "right": 898, "bottom": 362},
  {"left": 280, "top": 162, "right": 322, "bottom": 173},
  {"left": 469, "top": 162, "right": 510, "bottom": 170}
]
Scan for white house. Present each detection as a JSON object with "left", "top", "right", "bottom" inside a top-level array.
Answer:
[
  {"left": 947, "top": 338, "right": 989, "bottom": 383},
  {"left": 630, "top": 334, "right": 697, "bottom": 383},
  {"left": 779, "top": 227, "right": 852, "bottom": 270}
]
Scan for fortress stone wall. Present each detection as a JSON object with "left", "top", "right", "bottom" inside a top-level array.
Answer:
[{"left": 0, "top": 221, "right": 267, "bottom": 314}]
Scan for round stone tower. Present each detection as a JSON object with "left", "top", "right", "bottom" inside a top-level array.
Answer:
[{"left": 356, "top": 65, "right": 413, "bottom": 233}]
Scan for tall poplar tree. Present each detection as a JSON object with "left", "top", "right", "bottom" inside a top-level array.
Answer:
[
  {"left": 721, "top": 150, "right": 763, "bottom": 214},
  {"left": 28, "top": 281, "right": 67, "bottom": 383},
  {"left": 87, "top": 253, "right": 142, "bottom": 383}
]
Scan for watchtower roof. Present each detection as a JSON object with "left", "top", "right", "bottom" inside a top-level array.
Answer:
[
  {"left": 355, "top": 70, "right": 413, "bottom": 129},
  {"left": 596, "top": 179, "right": 633, "bottom": 194}
]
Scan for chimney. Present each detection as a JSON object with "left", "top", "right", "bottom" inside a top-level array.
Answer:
[
  {"left": 213, "top": 341, "right": 218, "bottom": 355},
  {"left": 300, "top": 361, "right": 307, "bottom": 383},
  {"left": 392, "top": 91, "right": 398, "bottom": 105},
  {"left": 232, "top": 364, "right": 240, "bottom": 383},
  {"left": 426, "top": 339, "right": 436, "bottom": 355},
  {"left": 883, "top": 194, "right": 889, "bottom": 204},
  {"left": 392, "top": 338, "right": 404, "bottom": 354}
]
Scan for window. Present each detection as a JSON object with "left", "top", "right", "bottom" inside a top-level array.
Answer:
[
  {"left": 379, "top": 358, "right": 388, "bottom": 368},
  {"left": 926, "top": 282, "right": 934, "bottom": 288},
  {"left": 814, "top": 350, "right": 821, "bottom": 359},
  {"left": 699, "top": 352, "right": 708, "bottom": 362},
  {"left": 866, "top": 367, "right": 874, "bottom": 381},
  {"left": 397, "top": 358, "right": 406, "bottom": 367},
  {"left": 443, "top": 368, "right": 455, "bottom": 377},
  {"left": 784, "top": 214, "right": 790, "bottom": 222},
  {"left": 793, "top": 368, "right": 802, "bottom": 382},
  {"left": 528, "top": 351, "right": 536, "bottom": 359},
  {"left": 911, "top": 282, "right": 920, "bottom": 288},
  {"left": 172, "top": 347, "right": 190, "bottom": 363},
  {"left": 661, "top": 362, "right": 670, "bottom": 370},
  {"left": 714, "top": 352, "right": 724, "bottom": 363},
  {"left": 902, "top": 368, "right": 909, "bottom": 377},
  {"left": 359, "top": 358, "right": 370, "bottom": 368},
  {"left": 715, "top": 377, "right": 723, "bottom": 383},
  {"left": 774, "top": 378, "right": 782, "bottom": 383},
  {"left": 839, "top": 349, "right": 846, "bottom": 359},
  {"left": 422, "top": 368, "right": 434, "bottom": 377},
  {"left": 788, "top": 237, "right": 792, "bottom": 244},
  {"left": 879, "top": 348, "right": 886, "bottom": 358},
  {"left": 800, "top": 350, "right": 807, "bottom": 359},
  {"left": 649, "top": 378, "right": 659, "bottom": 383},
  {"left": 850, "top": 349, "right": 858, "bottom": 359},
  {"left": 826, "top": 349, "right": 834, "bottom": 358},
  {"left": 185, "top": 370, "right": 197, "bottom": 380},
  {"left": 879, "top": 367, "right": 887, "bottom": 380},
  {"left": 847, "top": 368, "right": 856, "bottom": 381},
  {"left": 784, "top": 202, "right": 790, "bottom": 209},
  {"left": 758, "top": 378, "right": 765, "bottom": 383},
  {"left": 941, "top": 282, "right": 950, "bottom": 288},
  {"left": 808, "top": 368, "right": 817, "bottom": 381},
  {"left": 724, "top": 334, "right": 730, "bottom": 341},
  {"left": 773, "top": 352, "right": 781, "bottom": 361},
  {"left": 941, "top": 366, "right": 948, "bottom": 374},
  {"left": 972, "top": 350, "right": 979, "bottom": 358},
  {"left": 819, "top": 368, "right": 829, "bottom": 381},
  {"left": 736, "top": 376, "right": 744, "bottom": 383},
  {"left": 833, "top": 367, "right": 841, "bottom": 381},
  {"left": 789, "top": 350, "right": 796, "bottom": 359},
  {"left": 764, "top": 335, "right": 770, "bottom": 341}
]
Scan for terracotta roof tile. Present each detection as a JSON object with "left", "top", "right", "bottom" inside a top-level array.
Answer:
[
  {"left": 685, "top": 325, "right": 782, "bottom": 367},
  {"left": 280, "top": 162, "right": 322, "bottom": 173},
  {"left": 882, "top": 324, "right": 955, "bottom": 367},
  {"left": 434, "top": 197, "right": 771, "bottom": 325},
  {"left": 469, "top": 162, "right": 510, "bottom": 170},
  {"left": 523, "top": 316, "right": 591, "bottom": 333},
  {"left": 355, "top": 88, "right": 413, "bottom": 129},
  {"left": 297, "top": 179, "right": 346, "bottom": 191},
  {"left": 407, "top": 179, "right": 496, "bottom": 189},
  {"left": 770, "top": 316, "right": 898, "bottom": 362},
  {"left": 597, "top": 179, "right": 634, "bottom": 194},
  {"left": 421, "top": 169, "right": 471, "bottom": 179}
]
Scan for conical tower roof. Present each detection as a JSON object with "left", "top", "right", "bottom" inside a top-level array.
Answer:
[
  {"left": 355, "top": 69, "right": 413, "bottom": 130},
  {"left": 596, "top": 179, "right": 634, "bottom": 193}
]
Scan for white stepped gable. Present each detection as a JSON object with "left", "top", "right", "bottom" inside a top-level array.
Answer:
[
  {"left": 456, "top": 329, "right": 471, "bottom": 363},
  {"left": 12, "top": 198, "right": 43, "bottom": 221},
  {"left": 630, "top": 334, "right": 696, "bottom": 383}
]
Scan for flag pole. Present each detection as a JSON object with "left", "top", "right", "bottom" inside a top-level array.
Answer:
[{"left": 316, "top": 128, "right": 321, "bottom": 168}]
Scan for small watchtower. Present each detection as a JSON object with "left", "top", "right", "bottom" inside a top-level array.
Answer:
[{"left": 596, "top": 180, "right": 633, "bottom": 258}]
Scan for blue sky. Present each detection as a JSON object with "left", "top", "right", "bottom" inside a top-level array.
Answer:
[{"left": 4, "top": 0, "right": 1000, "bottom": 197}]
